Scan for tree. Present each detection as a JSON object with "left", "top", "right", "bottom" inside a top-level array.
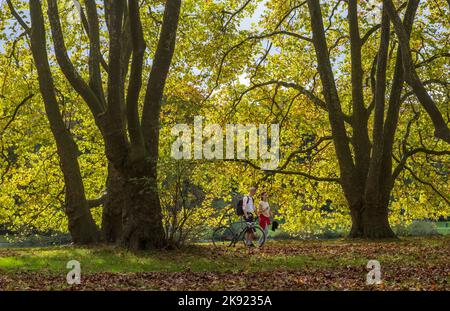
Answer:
[
  {"left": 306, "top": 0, "right": 449, "bottom": 237},
  {"left": 213, "top": 0, "right": 449, "bottom": 238},
  {"left": 8, "top": 0, "right": 181, "bottom": 249}
]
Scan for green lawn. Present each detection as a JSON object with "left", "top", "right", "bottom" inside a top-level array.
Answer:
[
  {"left": 0, "top": 242, "right": 354, "bottom": 274},
  {"left": 436, "top": 221, "right": 450, "bottom": 235}
]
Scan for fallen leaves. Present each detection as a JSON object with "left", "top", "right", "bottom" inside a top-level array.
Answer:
[{"left": 0, "top": 264, "right": 448, "bottom": 291}]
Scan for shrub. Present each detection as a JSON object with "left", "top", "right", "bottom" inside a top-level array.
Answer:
[
  {"left": 392, "top": 223, "right": 410, "bottom": 236},
  {"left": 408, "top": 221, "right": 439, "bottom": 236}
]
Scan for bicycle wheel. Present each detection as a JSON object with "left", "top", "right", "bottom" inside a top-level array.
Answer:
[
  {"left": 241, "top": 225, "right": 266, "bottom": 248},
  {"left": 212, "top": 226, "right": 235, "bottom": 247}
]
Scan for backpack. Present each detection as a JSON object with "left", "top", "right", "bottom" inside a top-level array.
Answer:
[{"left": 235, "top": 195, "right": 252, "bottom": 216}]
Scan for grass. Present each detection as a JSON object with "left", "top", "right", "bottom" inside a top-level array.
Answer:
[
  {"left": 0, "top": 245, "right": 320, "bottom": 273},
  {"left": 436, "top": 221, "right": 450, "bottom": 235},
  {"left": 0, "top": 236, "right": 448, "bottom": 274}
]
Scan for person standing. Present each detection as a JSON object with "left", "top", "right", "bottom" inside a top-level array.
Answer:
[
  {"left": 242, "top": 186, "right": 257, "bottom": 246},
  {"left": 258, "top": 191, "right": 273, "bottom": 239}
]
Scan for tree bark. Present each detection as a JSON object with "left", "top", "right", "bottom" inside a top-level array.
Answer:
[
  {"left": 102, "top": 163, "right": 124, "bottom": 243},
  {"left": 349, "top": 200, "right": 396, "bottom": 239},
  {"left": 347, "top": 0, "right": 371, "bottom": 188},
  {"left": 121, "top": 160, "right": 166, "bottom": 249},
  {"left": 364, "top": 4, "right": 390, "bottom": 212}
]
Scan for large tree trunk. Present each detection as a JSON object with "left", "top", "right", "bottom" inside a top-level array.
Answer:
[
  {"left": 102, "top": 163, "right": 124, "bottom": 243},
  {"left": 61, "top": 145, "right": 100, "bottom": 244},
  {"left": 349, "top": 202, "right": 396, "bottom": 238},
  {"left": 121, "top": 160, "right": 166, "bottom": 250},
  {"left": 66, "top": 186, "right": 100, "bottom": 244},
  {"left": 348, "top": 182, "right": 396, "bottom": 239}
]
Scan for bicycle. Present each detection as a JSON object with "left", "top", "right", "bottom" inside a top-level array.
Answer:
[{"left": 211, "top": 212, "right": 266, "bottom": 248}]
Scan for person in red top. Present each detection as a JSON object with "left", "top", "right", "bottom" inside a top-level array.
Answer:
[{"left": 258, "top": 191, "right": 273, "bottom": 238}]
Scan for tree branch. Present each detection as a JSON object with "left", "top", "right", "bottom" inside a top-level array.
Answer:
[
  {"left": 366, "top": 4, "right": 390, "bottom": 187},
  {"left": 222, "top": 0, "right": 252, "bottom": 31},
  {"left": 361, "top": 2, "right": 407, "bottom": 45},
  {"left": 228, "top": 80, "right": 352, "bottom": 124},
  {"left": 400, "top": 79, "right": 449, "bottom": 103},
  {"left": 103, "top": 0, "right": 129, "bottom": 166},
  {"left": 6, "top": 0, "right": 31, "bottom": 34},
  {"left": 76, "top": 1, "right": 109, "bottom": 72},
  {"left": 306, "top": 0, "right": 355, "bottom": 187},
  {"left": 223, "top": 159, "right": 340, "bottom": 183},
  {"left": 141, "top": 0, "right": 182, "bottom": 170},
  {"left": 398, "top": 159, "right": 450, "bottom": 206},
  {"left": 47, "top": 0, "right": 105, "bottom": 117},
  {"left": 361, "top": 24, "right": 381, "bottom": 46},
  {"left": 126, "top": 0, "right": 146, "bottom": 157},
  {"left": 415, "top": 52, "right": 450, "bottom": 68},
  {"left": 214, "top": 31, "right": 312, "bottom": 89},
  {"left": 381, "top": 0, "right": 419, "bottom": 191},
  {"left": 393, "top": 146, "right": 450, "bottom": 179},
  {"left": 348, "top": 0, "right": 371, "bottom": 182},
  {"left": 84, "top": 0, "right": 106, "bottom": 103},
  {"left": 384, "top": 0, "right": 450, "bottom": 143},
  {"left": 1, "top": 93, "right": 34, "bottom": 134},
  {"left": 277, "top": 136, "right": 333, "bottom": 172},
  {"left": 87, "top": 193, "right": 108, "bottom": 209}
]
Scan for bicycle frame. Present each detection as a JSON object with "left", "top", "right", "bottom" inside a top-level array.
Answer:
[
  {"left": 212, "top": 208, "right": 266, "bottom": 248},
  {"left": 227, "top": 221, "right": 252, "bottom": 246}
]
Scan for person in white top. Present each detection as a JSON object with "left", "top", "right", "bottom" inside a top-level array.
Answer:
[{"left": 242, "top": 186, "right": 257, "bottom": 246}]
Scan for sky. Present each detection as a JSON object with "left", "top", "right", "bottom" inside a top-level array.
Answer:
[
  {"left": 236, "top": 0, "right": 268, "bottom": 86},
  {"left": 239, "top": 0, "right": 267, "bottom": 31}
]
